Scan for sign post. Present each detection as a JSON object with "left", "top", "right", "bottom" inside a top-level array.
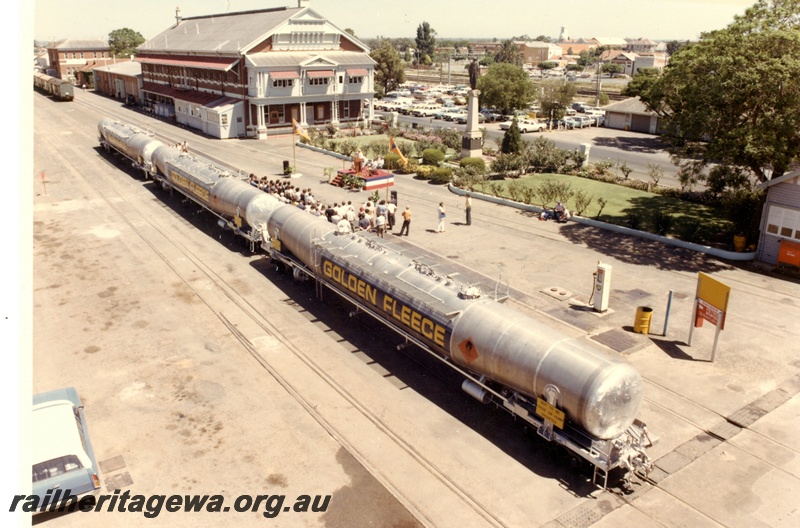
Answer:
[{"left": 688, "top": 272, "right": 731, "bottom": 362}]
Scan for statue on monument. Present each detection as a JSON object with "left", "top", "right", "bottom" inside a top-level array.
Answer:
[{"left": 468, "top": 59, "right": 480, "bottom": 91}]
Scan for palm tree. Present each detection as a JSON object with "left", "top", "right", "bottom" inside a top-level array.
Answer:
[{"left": 494, "top": 39, "right": 524, "bottom": 67}]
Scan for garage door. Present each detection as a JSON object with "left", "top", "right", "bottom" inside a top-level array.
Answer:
[
  {"left": 631, "top": 114, "right": 651, "bottom": 133},
  {"left": 606, "top": 112, "right": 626, "bottom": 130}
]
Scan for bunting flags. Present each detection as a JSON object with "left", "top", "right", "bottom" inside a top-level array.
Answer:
[
  {"left": 389, "top": 136, "right": 408, "bottom": 167},
  {"left": 292, "top": 118, "right": 310, "bottom": 142}
]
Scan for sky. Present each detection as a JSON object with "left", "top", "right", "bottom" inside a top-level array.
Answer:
[{"left": 29, "top": 0, "right": 757, "bottom": 44}]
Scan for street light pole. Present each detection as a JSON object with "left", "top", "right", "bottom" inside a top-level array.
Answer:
[{"left": 595, "top": 62, "right": 602, "bottom": 107}]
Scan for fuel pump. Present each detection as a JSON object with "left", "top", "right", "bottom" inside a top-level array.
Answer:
[{"left": 592, "top": 262, "right": 612, "bottom": 313}]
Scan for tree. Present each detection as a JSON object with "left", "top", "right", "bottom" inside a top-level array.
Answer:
[
  {"left": 622, "top": 67, "right": 660, "bottom": 97},
  {"left": 534, "top": 35, "right": 552, "bottom": 43},
  {"left": 577, "top": 49, "right": 595, "bottom": 68},
  {"left": 641, "top": 0, "right": 800, "bottom": 182},
  {"left": 415, "top": 22, "right": 436, "bottom": 63},
  {"left": 344, "top": 28, "right": 357, "bottom": 38},
  {"left": 370, "top": 40, "right": 406, "bottom": 97},
  {"left": 665, "top": 40, "right": 689, "bottom": 56},
  {"left": 108, "top": 28, "right": 145, "bottom": 59},
  {"left": 538, "top": 79, "right": 577, "bottom": 119},
  {"left": 601, "top": 63, "right": 623, "bottom": 77},
  {"left": 501, "top": 118, "right": 524, "bottom": 154},
  {"left": 477, "top": 63, "right": 536, "bottom": 115},
  {"left": 494, "top": 39, "right": 524, "bottom": 67}
]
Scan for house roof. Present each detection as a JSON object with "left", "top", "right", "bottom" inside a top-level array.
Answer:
[
  {"left": 92, "top": 61, "right": 143, "bottom": 76},
  {"left": 592, "top": 37, "right": 628, "bottom": 47},
  {"left": 758, "top": 168, "right": 800, "bottom": 190},
  {"left": 50, "top": 39, "right": 109, "bottom": 51},
  {"left": 136, "top": 55, "right": 239, "bottom": 71},
  {"left": 141, "top": 82, "right": 242, "bottom": 107},
  {"left": 627, "top": 38, "right": 657, "bottom": 46},
  {"left": 138, "top": 6, "right": 370, "bottom": 56},
  {"left": 603, "top": 96, "right": 656, "bottom": 116},
  {"left": 140, "top": 7, "right": 299, "bottom": 54}
]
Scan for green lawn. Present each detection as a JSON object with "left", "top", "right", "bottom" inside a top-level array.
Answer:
[{"left": 475, "top": 173, "right": 733, "bottom": 245}]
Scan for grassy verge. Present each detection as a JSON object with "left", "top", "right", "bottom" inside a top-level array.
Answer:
[{"left": 475, "top": 173, "right": 733, "bottom": 246}]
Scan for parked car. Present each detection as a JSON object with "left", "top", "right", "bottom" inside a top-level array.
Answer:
[
  {"left": 499, "top": 118, "right": 546, "bottom": 133},
  {"left": 32, "top": 387, "right": 101, "bottom": 512},
  {"left": 444, "top": 108, "right": 467, "bottom": 121},
  {"left": 409, "top": 104, "right": 440, "bottom": 117},
  {"left": 480, "top": 109, "right": 502, "bottom": 122},
  {"left": 454, "top": 112, "right": 486, "bottom": 124}
]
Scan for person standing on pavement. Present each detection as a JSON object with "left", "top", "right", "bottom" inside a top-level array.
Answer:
[
  {"left": 436, "top": 202, "right": 447, "bottom": 233},
  {"left": 387, "top": 200, "right": 397, "bottom": 231},
  {"left": 399, "top": 206, "right": 411, "bottom": 236},
  {"left": 465, "top": 193, "right": 472, "bottom": 226}
]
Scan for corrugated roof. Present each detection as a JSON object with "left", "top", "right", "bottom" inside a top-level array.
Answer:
[
  {"left": 51, "top": 38, "right": 109, "bottom": 51},
  {"left": 136, "top": 55, "right": 239, "bottom": 71},
  {"left": 92, "top": 61, "right": 143, "bottom": 76},
  {"left": 139, "top": 7, "right": 301, "bottom": 54},
  {"left": 141, "top": 82, "right": 244, "bottom": 106},
  {"left": 246, "top": 51, "right": 375, "bottom": 68}
]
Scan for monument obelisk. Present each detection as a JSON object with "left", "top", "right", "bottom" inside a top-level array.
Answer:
[{"left": 461, "top": 59, "right": 483, "bottom": 158}]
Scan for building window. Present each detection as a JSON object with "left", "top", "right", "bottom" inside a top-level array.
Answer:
[
  {"left": 309, "top": 77, "right": 329, "bottom": 86},
  {"left": 221, "top": 115, "right": 229, "bottom": 126},
  {"left": 348, "top": 76, "right": 363, "bottom": 84},
  {"left": 80, "top": 52, "right": 84, "bottom": 59},
  {"left": 272, "top": 79, "right": 294, "bottom": 88},
  {"left": 316, "top": 104, "right": 325, "bottom": 120}
]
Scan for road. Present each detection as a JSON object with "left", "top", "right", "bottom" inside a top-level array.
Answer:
[
  {"left": 23, "top": 87, "right": 800, "bottom": 528},
  {"left": 379, "top": 111, "right": 682, "bottom": 188}
]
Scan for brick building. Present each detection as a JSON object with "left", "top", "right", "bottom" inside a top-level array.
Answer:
[
  {"left": 134, "top": 1, "right": 375, "bottom": 140},
  {"left": 93, "top": 60, "right": 143, "bottom": 105},
  {"left": 46, "top": 39, "right": 114, "bottom": 85}
]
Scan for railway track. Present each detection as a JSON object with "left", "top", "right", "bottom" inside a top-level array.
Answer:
[{"left": 41, "top": 92, "right": 511, "bottom": 528}]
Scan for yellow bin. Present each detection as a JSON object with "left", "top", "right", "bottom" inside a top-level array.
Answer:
[{"left": 634, "top": 306, "right": 653, "bottom": 334}]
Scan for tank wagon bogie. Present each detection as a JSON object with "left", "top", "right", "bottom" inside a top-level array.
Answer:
[{"left": 97, "top": 119, "right": 653, "bottom": 487}]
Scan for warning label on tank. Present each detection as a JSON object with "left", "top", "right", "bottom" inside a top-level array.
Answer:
[{"left": 536, "top": 398, "right": 565, "bottom": 429}]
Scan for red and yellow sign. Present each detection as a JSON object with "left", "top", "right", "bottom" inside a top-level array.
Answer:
[
  {"left": 694, "top": 273, "right": 731, "bottom": 329},
  {"left": 458, "top": 337, "right": 478, "bottom": 363}
]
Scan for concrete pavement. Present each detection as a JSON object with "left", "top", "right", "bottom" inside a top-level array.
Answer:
[
  {"left": 25, "top": 93, "right": 800, "bottom": 527},
  {"left": 255, "top": 132, "right": 800, "bottom": 527}
]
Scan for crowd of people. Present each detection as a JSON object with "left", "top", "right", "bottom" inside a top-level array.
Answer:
[{"left": 246, "top": 174, "right": 403, "bottom": 236}]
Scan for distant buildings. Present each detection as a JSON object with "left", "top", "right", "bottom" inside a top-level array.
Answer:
[{"left": 459, "top": 33, "right": 667, "bottom": 72}]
